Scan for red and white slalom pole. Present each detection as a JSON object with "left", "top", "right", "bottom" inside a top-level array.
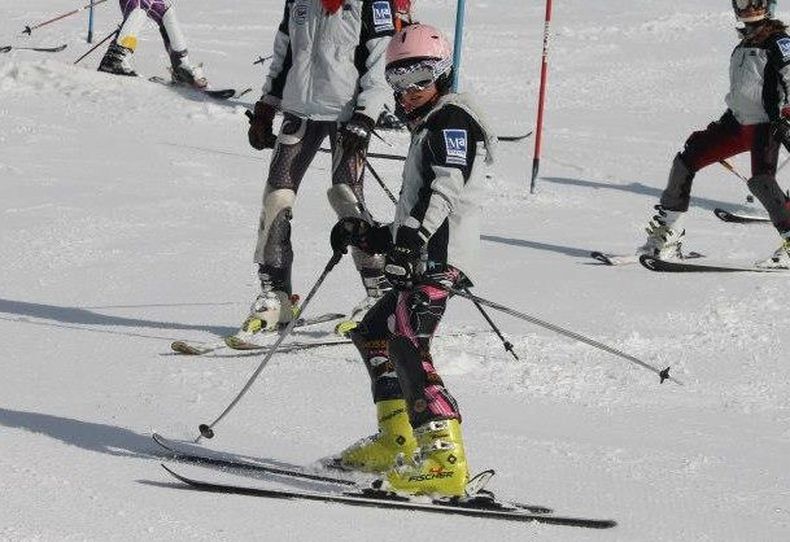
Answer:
[{"left": 530, "top": 0, "right": 553, "bottom": 194}]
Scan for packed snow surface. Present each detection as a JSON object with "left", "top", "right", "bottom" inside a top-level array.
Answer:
[{"left": 1, "top": 1, "right": 789, "bottom": 540}]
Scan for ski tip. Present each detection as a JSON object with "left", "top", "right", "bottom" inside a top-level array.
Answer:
[{"left": 638, "top": 254, "right": 658, "bottom": 270}]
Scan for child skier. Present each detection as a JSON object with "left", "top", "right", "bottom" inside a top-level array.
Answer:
[
  {"left": 329, "top": 24, "right": 496, "bottom": 497},
  {"left": 98, "top": 0, "right": 206, "bottom": 88},
  {"left": 242, "top": 0, "right": 396, "bottom": 339},
  {"left": 637, "top": 0, "right": 790, "bottom": 268}
]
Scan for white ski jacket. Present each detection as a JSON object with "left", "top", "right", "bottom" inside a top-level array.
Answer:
[
  {"left": 261, "top": 0, "right": 395, "bottom": 122},
  {"left": 392, "top": 93, "right": 497, "bottom": 283},
  {"left": 726, "top": 26, "right": 790, "bottom": 125}
]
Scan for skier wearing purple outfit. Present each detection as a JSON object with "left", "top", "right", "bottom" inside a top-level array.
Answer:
[{"left": 98, "top": 0, "right": 206, "bottom": 88}]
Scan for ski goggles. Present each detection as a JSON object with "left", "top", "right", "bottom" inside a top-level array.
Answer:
[
  {"left": 385, "top": 57, "right": 451, "bottom": 93},
  {"left": 733, "top": 0, "right": 766, "bottom": 9}
]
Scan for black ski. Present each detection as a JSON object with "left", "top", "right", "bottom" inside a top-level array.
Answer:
[
  {"left": 170, "top": 312, "right": 346, "bottom": 355},
  {"left": 149, "top": 76, "right": 252, "bottom": 101},
  {"left": 499, "top": 132, "right": 533, "bottom": 142},
  {"left": 160, "top": 465, "right": 615, "bottom": 529},
  {"left": 639, "top": 255, "right": 787, "bottom": 273},
  {"left": 713, "top": 208, "right": 771, "bottom": 224},
  {"left": 0, "top": 44, "right": 67, "bottom": 54}
]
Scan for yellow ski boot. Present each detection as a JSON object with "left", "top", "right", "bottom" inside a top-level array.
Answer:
[
  {"left": 385, "top": 418, "right": 469, "bottom": 497},
  {"left": 339, "top": 399, "right": 417, "bottom": 473}
]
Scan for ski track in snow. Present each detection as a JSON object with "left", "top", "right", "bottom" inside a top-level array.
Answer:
[{"left": 2, "top": 1, "right": 790, "bottom": 541}]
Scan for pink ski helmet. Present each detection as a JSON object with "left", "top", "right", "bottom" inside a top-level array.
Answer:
[{"left": 385, "top": 24, "right": 453, "bottom": 94}]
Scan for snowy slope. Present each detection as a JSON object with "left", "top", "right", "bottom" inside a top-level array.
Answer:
[{"left": 1, "top": 1, "right": 789, "bottom": 540}]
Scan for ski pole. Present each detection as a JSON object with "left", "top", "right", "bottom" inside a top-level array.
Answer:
[
  {"left": 432, "top": 284, "right": 681, "bottom": 385},
  {"left": 363, "top": 160, "right": 398, "bottom": 205},
  {"left": 23, "top": 0, "right": 109, "bottom": 35},
  {"left": 719, "top": 159, "right": 749, "bottom": 182},
  {"left": 87, "top": 0, "right": 96, "bottom": 43},
  {"left": 463, "top": 288, "right": 519, "bottom": 360},
  {"left": 196, "top": 250, "right": 345, "bottom": 442},
  {"left": 74, "top": 27, "right": 118, "bottom": 65}
]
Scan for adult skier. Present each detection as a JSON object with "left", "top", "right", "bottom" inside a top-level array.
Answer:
[
  {"left": 637, "top": 0, "right": 790, "bottom": 268},
  {"left": 243, "top": 0, "right": 397, "bottom": 338},
  {"left": 98, "top": 0, "right": 207, "bottom": 88},
  {"left": 329, "top": 24, "right": 497, "bottom": 497}
]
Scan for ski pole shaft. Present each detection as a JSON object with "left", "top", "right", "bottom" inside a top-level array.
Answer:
[
  {"left": 23, "top": 0, "right": 109, "bottom": 35},
  {"left": 364, "top": 160, "right": 398, "bottom": 205},
  {"left": 195, "top": 250, "right": 344, "bottom": 442},
  {"left": 719, "top": 159, "right": 749, "bottom": 182},
  {"left": 530, "top": 0, "right": 553, "bottom": 194},
  {"left": 437, "top": 285, "right": 681, "bottom": 385},
  {"left": 74, "top": 27, "right": 118, "bottom": 65},
  {"left": 464, "top": 288, "right": 519, "bottom": 360}
]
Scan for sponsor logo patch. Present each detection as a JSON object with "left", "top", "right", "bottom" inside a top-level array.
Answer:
[
  {"left": 293, "top": 0, "right": 310, "bottom": 25},
  {"left": 443, "top": 129, "right": 468, "bottom": 166},
  {"left": 778, "top": 37, "right": 790, "bottom": 60},
  {"left": 372, "top": 1, "right": 394, "bottom": 32}
]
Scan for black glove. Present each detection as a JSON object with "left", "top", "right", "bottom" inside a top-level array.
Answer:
[
  {"left": 330, "top": 217, "right": 392, "bottom": 255},
  {"left": 247, "top": 100, "right": 277, "bottom": 150},
  {"left": 384, "top": 227, "right": 426, "bottom": 289},
  {"left": 340, "top": 112, "right": 376, "bottom": 154},
  {"left": 774, "top": 117, "right": 790, "bottom": 153}
]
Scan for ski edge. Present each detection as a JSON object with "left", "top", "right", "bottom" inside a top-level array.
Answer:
[
  {"left": 152, "top": 433, "right": 357, "bottom": 486},
  {"left": 713, "top": 208, "right": 771, "bottom": 224},
  {"left": 159, "top": 464, "right": 617, "bottom": 529}
]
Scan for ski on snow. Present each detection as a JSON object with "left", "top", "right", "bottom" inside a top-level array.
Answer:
[
  {"left": 152, "top": 433, "right": 554, "bottom": 515},
  {"left": 590, "top": 251, "right": 703, "bottom": 266},
  {"left": 0, "top": 44, "right": 67, "bottom": 54},
  {"left": 170, "top": 312, "right": 347, "bottom": 355},
  {"left": 159, "top": 464, "right": 615, "bottom": 529},
  {"left": 713, "top": 208, "right": 771, "bottom": 224},
  {"left": 639, "top": 255, "right": 788, "bottom": 273},
  {"left": 149, "top": 76, "right": 252, "bottom": 101}
]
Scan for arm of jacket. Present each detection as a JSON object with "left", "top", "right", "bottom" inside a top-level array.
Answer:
[
  {"left": 354, "top": 1, "right": 396, "bottom": 120},
  {"left": 405, "top": 106, "right": 480, "bottom": 241},
  {"left": 261, "top": 1, "right": 294, "bottom": 107},
  {"left": 764, "top": 33, "right": 790, "bottom": 120}
]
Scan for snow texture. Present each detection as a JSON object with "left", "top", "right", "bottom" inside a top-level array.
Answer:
[{"left": 1, "top": 1, "right": 789, "bottom": 540}]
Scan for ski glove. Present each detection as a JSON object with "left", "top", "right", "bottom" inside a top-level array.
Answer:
[
  {"left": 330, "top": 217, "right": 392, "bottom": 255},
  {"left": 340, "top": 112, "right": 376, "bottom": 155},
  {"left": 384, "top": 226, "right": 427, "bottom": 289},
  {"left": 248, "top": 100, "right": 277, "bottom": 150}
]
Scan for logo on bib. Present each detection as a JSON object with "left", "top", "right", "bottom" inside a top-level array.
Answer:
[
  {"left": 443, "top": 129, "right": 468, "bottom": 166},
  {"left": 778, "top": 37, "right": 790, "bottom": 60},
  {"left": 372, "top": 1, "right": 394, "bottom": 32}
]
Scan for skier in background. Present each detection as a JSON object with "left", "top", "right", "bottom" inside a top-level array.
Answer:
[
  {"left": 98, "top": 0, "right": 207, "bottom": 88},
  {"left": 242, "top": 0, "right": 396, "bottom": 340},
  {"left": 637, "top": 0, "right": 790, "bottom": 268},
  {"left": 329, "top": 24, "right": 497, "bottom": 497}
]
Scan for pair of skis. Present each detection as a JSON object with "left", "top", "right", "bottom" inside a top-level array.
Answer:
[
  {"left": 591, "top": 251, "right": 787, "bottom": 273},
  {"left": 148, "top": 76, "right": 252, "bottom": 101},
  {"left": 170, "top": 312, "right": 348, "bottom": 355},
  {"left": 152, "top": 434, "right": 616, "bottom": 529}
]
